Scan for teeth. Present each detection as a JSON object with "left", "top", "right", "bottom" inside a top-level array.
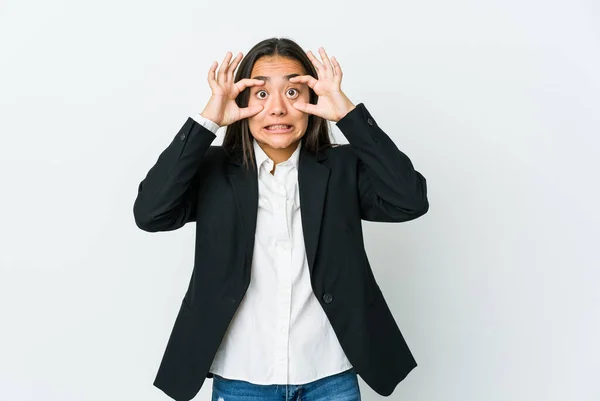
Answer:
[{"left": 266, "top": 125, "right": 290, "bottom": 130}]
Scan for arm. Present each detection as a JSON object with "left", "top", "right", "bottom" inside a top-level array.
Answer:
[
  {"left": 133, "top": 51, "right": 267, "bottom": 232},
  {"left": 132, "top": 117, "right": 218, "bottom": 232},
  {"left": 336, "top": 103, "right": 429, "bottom": 222},
  {"left": 288, "top": 47, "right": 428, "bottom": 221}
]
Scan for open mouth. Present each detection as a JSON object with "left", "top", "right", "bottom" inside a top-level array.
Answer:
[{"left": 264, "top": 124, "right": 293, "bottom": 133}]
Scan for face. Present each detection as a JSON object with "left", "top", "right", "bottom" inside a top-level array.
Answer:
[{"left": 247, "top": 56, "right": 310, "bottom": 160}]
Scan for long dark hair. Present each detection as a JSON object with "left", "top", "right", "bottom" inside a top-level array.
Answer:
[{"left": 223, "top": 37, "right": 334, "bottom": 169}]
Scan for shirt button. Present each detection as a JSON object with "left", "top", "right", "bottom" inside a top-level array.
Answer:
[
  {"left": 179, "top": 132, "right": 186, "bottom": 141},
  {"left": 323, "top": 293, "right": 333, "bottom": 304},
  {"left": 280, "top": 327, "right": 286, "bottom": 333},
  {"left": 367, "top": 117, "right": 375, "bottom": 126}
]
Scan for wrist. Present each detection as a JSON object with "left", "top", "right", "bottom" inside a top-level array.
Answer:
[
  {"left": 199, "top": 112, "right": 221, "bottom": 127},
  {"left": 201, "top": 96, "right": 227, "bottom": 126},
  {"left": 334, "top": 102, "right": 356, "bottom": 122},
  {"left": 331, "top": 92, "right": 355, "bottom": 122}
]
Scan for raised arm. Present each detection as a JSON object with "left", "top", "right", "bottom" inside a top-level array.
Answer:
[
  {"left": 337, "top": 104, "right": 429, "bottom": 222},
  {"left": 290, "top": 47, "right": 428, "bottom": 222},
  {"left": 133, "top": 51, "right": 266, "bottom": 232},
  {"left": 133, "top": 121, "right": 217, "bottom": 232}
]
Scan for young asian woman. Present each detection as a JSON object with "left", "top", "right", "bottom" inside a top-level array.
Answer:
[{"left": 133, "top": 37, "right": 428, "bottom": 401}]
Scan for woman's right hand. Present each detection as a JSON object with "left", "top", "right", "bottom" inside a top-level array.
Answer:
[{"left": 199, "top": 52, "right": 265, "bottom": 127}]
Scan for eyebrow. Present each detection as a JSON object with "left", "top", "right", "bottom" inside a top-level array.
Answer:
[{"left": 251, "top": 73, "right": 301, "bottom": 81}]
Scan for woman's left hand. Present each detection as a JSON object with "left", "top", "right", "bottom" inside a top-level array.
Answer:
[{"left": 290, "top": 47, "right": 356, "bottom": 122}]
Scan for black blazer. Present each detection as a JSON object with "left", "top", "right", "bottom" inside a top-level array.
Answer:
[{"left": 133, "top": 103, "right": 428, "bottom": 400}]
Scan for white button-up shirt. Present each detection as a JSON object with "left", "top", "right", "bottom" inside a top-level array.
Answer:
[{"left": 191, "top": 114, "right": 353, "bottom": 385}]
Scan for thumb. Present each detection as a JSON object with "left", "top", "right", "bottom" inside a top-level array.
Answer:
[{"left": 238, "top": 105, "right": 263, "bottom": 120}]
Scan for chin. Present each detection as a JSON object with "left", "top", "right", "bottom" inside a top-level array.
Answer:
[
  {"left": 262, "top": 137, "right": 299, "bottom": 150},
  {"left": 255, "top": 129, "right": 303, "bottom": 149}
]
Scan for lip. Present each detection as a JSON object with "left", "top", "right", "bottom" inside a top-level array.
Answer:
[{"left": 263, "top": 125, "right": 294, "bottom": 134}]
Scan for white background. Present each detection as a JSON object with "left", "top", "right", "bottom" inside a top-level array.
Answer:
[{"left": 1, "top": 0, "right": 599, "bottom": 400}]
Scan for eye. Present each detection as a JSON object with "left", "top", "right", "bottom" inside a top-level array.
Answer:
[{"left": 255, "top": 88, "right": 300, "bottom": 100}]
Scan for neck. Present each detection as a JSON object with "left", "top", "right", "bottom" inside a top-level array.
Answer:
[{"left": 259, "top": 140, "right": 300, "bottom": 165}]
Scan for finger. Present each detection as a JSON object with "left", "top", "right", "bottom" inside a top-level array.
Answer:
[
  {"left": 234, "top": 78, "right": 265, "bottom": 93},
  {"left": 288, "top": 75, "right": 318, "bottom": 89},
  {"left": 331, "top": 56, "right": 343, "bottom": 83},
  {"left": 239, "top": 104, "right": 264, "bottom": 120},
  {"left": 218, "top": 52, "right": 233, "bottom": 82},
  {"left": 292, "top": 101, "right": 319, "bottom": 116},
  {"left": 306, "top": 50, "right": 324, "bottom": 76},
  {"left": 207, "top": 61, "right": 218, "bottom": 85},
  {"left": 227, "top": 52, "right": 243, "bottom": 82},
  {"left": 318, "top": 47, "right": 333, "bottom": 75}
]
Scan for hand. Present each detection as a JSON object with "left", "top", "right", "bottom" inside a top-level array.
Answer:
[
  {"left": 200, "top": 52, "right": 265, "bottom": 127},
  {"left": 289, "top": 47, "right": 356, "bottom": 122}
]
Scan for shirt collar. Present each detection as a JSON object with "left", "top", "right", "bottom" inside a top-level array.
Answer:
[{"left": 253, "top": 138, "right": 302, "bottom": 169}]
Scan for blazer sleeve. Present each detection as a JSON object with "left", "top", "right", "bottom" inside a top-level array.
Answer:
[
  {"left": 133, "top": 118, "right": 217, "bottom": 232},
  {"left": 335, "top": 103, "right": 429, "bottom": 222}
]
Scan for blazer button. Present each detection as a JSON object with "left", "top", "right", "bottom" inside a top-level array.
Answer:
[
  {"left": 180, "top": 133, "right": 186, "bottom": 141},
  {"left": 367, "top": 117, "right": 375, "bottom": 126},
  {"left": 323, "top": 293, "right": 333, "bottom": 304}
]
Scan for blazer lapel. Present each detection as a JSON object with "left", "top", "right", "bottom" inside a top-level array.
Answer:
[
  {"left": 298, "top": 147, "right": 330, "bottom": 274},
  {"left": 226, "top": 145, "right": 330, "bottom": 277},
  {"left": 226, "top": 152, "right": 259, "bottom": 267}
]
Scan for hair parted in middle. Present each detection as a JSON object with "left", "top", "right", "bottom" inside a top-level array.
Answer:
[{"left": 222, "top": 37, "right": 335, "bottom": 169}]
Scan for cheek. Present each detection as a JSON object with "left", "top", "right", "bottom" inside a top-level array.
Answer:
[
  {"left": 247, "top": 95, "right": 258, "bottom": 106},
  {"left": 300, "top": 91, "right": 311, "bottom": 104},
  {"left": 247, "top": 116, "right": 261, "bottom": 132}
]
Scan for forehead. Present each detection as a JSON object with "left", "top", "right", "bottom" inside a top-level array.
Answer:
[{"left": 250, "top": 56, "right": 306, "bottom": 80}]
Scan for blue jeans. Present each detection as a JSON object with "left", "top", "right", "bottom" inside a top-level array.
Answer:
[{"left": 211, "top": 367, "right": 361, "bottom": 401}]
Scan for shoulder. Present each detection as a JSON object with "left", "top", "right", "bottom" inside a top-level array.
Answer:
[
  {"left": 204, "top": 145, "right": 228, "bottom": 160},
  {"left": 197, "top": 145, "right": 230, "bottom": 172},
  {"left": 321, "top": 143, "right": 357, "bottom": 163}
]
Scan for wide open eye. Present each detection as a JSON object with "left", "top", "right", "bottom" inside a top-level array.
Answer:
[{"left": 255, "top": 88, "right": 300, "bottom": 100}]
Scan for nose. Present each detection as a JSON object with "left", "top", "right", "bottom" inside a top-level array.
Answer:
[{"left": 267, "top": 93, "right": 287, "bottom": 116}]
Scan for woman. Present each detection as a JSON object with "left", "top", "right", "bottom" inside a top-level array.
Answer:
[{"left": 134, "top": 37, "right": 428, "bottom": 401}]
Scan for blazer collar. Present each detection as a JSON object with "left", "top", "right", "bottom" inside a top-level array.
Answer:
[
  {"left": 227, "top": 141, "right": 328, "bottom": 166},
  {"left": 253, "top": 138, "right": 302, "bottom": 170},
  {"left": 226, "top": 142, "right": 330, "bottom": 274}
]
